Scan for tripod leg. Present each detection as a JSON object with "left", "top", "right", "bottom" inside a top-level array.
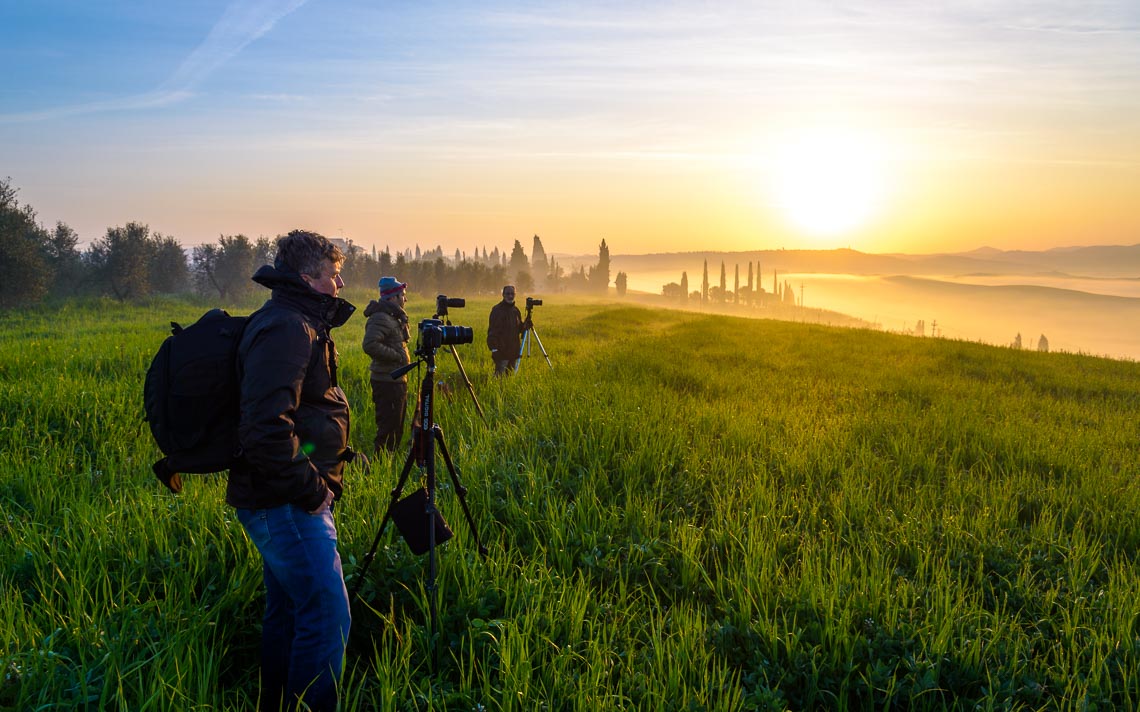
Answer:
[
  {"left": 433, "top": 426, "right": 489, "bottom": 559},
  {"left": 425, "top": 475, "right": 440, "bottom": 664},
  {"left": 349, "top": 445, "right": 417, "bottom": 603},
  {"left": 514, "top": 330, "right": 527, "bottom": 373},
  {"left": 447, "top": 345, "right": 486, "bottom": 421},
  {"left": 530, "top": 326, "right": 554, "bottom": 370}
]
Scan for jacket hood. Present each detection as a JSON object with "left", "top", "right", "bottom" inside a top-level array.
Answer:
[
  {"left": 252, "top": 264, "right": 356, "bottom": 328},
  {"left": 364, "top": 298, "right": 408, "bottom": 321}
]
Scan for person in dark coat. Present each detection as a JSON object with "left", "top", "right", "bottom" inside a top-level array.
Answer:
[
  {"left": 227, "top": 229, "right": 355, "bottom": 712},
  {"left": 486, "top": 284, "right": 531, "bottom": 376},
  {"left": 362, "top": 276, "right": 410, "bottom": 452}
]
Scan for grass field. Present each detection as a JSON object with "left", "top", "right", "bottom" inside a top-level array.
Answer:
[{"left": 2, "top": 289, "right": 1140, "bottom": 710}]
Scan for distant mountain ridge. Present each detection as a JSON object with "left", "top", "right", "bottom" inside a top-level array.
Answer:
[{"left": 602, "top": 243, "right": 1140, "bottom": 279}]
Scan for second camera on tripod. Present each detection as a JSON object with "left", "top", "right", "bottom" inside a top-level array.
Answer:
[
  {"left": 418, "top": 319, "right": 472, "bottom": 350},
  {"left": 418, "top": 294, "right": 473, "bottom": 351}
]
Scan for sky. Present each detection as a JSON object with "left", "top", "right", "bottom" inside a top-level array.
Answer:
[{"left": 2, "top": 0, "right": 1139, "bottom": 257}]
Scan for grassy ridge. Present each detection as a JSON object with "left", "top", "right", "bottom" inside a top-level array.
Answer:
[{"left": 2, "top": 291, "right": 1139, "bottom": 710}]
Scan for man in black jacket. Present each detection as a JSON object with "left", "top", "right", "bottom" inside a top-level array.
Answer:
[
  {"left": 486, "top": 284, "right": 531, "bottom": 375},
  {"left": 228, "top": 230, "right": 355, "bottom": 712}
]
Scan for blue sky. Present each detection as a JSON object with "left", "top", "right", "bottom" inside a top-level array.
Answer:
[{"left": 2, "top": 1, "right": 1139, "bottom": 255}]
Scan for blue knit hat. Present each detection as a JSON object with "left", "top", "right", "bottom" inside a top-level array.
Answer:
[{"left": 378, "top": 276, "right": 407, "bottom": 297}]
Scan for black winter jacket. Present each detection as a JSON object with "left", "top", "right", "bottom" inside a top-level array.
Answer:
[
  {"left": 226, "top": 265, "right": 356, "bottom": 511},
  {"left": 486, "top": 300, "right": 524, "bottom": 360}
]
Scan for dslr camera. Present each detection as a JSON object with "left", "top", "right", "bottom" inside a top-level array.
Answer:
[
  {"left": 435, "top": 294, "right": 465, "bottom": 317},
  {"left": 418, "top": 318, "right": 473, "bottom": 351},
  {"left": 526, "top": 297, "right": 543, "bottom": 309}
]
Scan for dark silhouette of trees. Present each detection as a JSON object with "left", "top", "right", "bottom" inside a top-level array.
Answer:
[
  {"left": 0, "top": 175, "right": 621, "bottom": 308},
  {"left": 190, "top": 244, "right": 222, "bottom": 296},
  {"left": 615, "top": 271, "right": 627, "bottom": 297},
  {"left": 0, "top": 177, "right": 61, "bottom": 308},
  {"left": 588, "top": 239, "right": 610, "bottom": 294},
  {"left": 680, "top": 271, "right": 689, "bottom": 303},
  {"left": 191, "top": 234, "right": 269, "bottom": 300},
  {"left": 338, "top": 248, "right": 510, "bottom": 299},
  {"left": 531, "top": 235, "right": 548, "bottom": 288},
  {"left": 719, "top": 261, "right": 727, "bottom": 303},
  {"left": 701, "top": 260, "right": 709, "bottom": 306},
  {"left": 515, "top": 268, "right": 535, "bottom": 293},
  {"left": 46, "top": 223, "right": 84, "bottom": 297},
  {"left": 86, "top": 222, "right": 157, "bottom": 301},
  {"left": 509, "top": 240, "right": 529, "bottom": 282},
  {"left": 545, "top": 257, "right": 565, "bottom": 292},
  {"left": 150, "top": 234, "right": 190, "bottom": 294}
]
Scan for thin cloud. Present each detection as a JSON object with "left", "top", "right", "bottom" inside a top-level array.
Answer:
[
  {"left": 158, "top": 0, "right": 309, "bottom": 93},
  {"left": 0, "top": 0, "right": 309, "bottom": 124}
]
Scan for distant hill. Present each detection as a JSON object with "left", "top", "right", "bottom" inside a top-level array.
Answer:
[
  {"left": 606, "top": 243, "right": 1140, "bottom": 279},
  {"left": 871, "top": 275, "right": 1140, "bottom": 359},
  {"left": 557, "top": 243, "right": 1140, "bottom": 359},
  {"left": 985, "top": 244, "right": 1140, "bottom": 276}
]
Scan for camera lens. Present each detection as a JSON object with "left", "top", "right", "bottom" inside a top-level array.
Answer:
[{"left": 440, "top": 325, "right": 473, "bottom": 346}]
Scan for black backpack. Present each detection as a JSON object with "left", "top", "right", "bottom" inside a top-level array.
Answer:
[{"left": 143, "top": 308, "right": 254, "bottom": 493}]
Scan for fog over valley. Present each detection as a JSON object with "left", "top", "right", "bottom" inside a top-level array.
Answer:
[{"left": 609, "top": 245, "right": 1140, "bottom": 361}]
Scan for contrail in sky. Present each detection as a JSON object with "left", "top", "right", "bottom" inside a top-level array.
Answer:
[
  {"left": 0, "top": 0, "right": 310, "bottom": 123},
  {"left": 159, "top": 0, "right": 310, "bottom": 94}
]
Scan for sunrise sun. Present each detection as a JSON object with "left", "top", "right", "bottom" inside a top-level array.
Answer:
[{"left": 766, "top": 127, "right": 891, "bottom": 244}]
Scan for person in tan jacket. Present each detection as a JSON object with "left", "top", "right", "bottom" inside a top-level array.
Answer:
[{"left": 362, "top": 276, "right": 410, "bottom": 452}]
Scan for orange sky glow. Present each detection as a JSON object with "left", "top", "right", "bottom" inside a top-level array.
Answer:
[{"left": 2, "top": 2, "right": 1138, "bottom": 257}]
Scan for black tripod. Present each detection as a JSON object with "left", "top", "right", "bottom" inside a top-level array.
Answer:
[
  {"left": 350, "top": 344, "right": 488, "bottom": 655},
  {"left": 515, "top": 299, "right": 553, "bottom": 372}
]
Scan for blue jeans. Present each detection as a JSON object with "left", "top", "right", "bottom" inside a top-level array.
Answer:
[{"left": 238, "top": 504, "right": 351, "bottom": 712}]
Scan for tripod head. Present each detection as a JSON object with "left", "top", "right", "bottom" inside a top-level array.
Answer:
[
  {"left": 434, "top": 294, "right": 465, "bottom": 321},
  {"left": 524, "top": 296, "right": 542, "bottom": 324}
]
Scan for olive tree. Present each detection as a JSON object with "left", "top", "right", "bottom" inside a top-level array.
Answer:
[
  {"left": 0, "top": 178, "right": 52, "bottom": 308},
  {"left": 86, "top": 222, "right": 156, "bottom": 301}
]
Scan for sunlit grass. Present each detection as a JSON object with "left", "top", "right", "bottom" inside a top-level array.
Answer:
[{"left": 2, "top": 291, "right": 1139, "bottom": 709}]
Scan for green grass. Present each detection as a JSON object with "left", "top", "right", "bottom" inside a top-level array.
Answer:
[{"left": 2, "top": 289, "right": 1140, "bottom": 710}]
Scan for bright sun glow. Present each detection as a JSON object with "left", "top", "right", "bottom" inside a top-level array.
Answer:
[{"left": 767, "top": 127, "right": 891, "bottom": 243}]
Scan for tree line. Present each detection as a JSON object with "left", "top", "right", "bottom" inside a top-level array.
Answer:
[
  {"left": 1, "top": 177, "right": 624, "bottom": 308},
  {"left": 661, "top": 258, "right": 798, "bottom": 307}
]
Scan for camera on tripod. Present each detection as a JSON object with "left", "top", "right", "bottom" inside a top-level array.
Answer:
[
  {"left": 526, "top": 297, "right": 542, "bottom": 309},
  {"left": 435, "top": 294, "right": 465, "bottom": 317},
  {"left": 417, "top": 318, "right": 473, "bottom": 352}
]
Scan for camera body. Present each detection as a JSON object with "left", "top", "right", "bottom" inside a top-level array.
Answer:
[
  {"left": 435, "top": 294, "right": 465, "bottom": 317},
  {"left": 418, "top": 318, "right": 473, "bottom": 351},
  {"left": 526, "top": 297, "right": 543, "bottom": 309}
]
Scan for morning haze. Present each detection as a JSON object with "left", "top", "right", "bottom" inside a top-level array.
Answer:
[{"left": 606, "top": 244, "right": 1140, "bottom": 360}]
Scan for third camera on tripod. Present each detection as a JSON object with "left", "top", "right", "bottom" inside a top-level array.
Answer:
[
  {"left": 418, "top": 318, "right": 473, "bottom": 350},
  {"left": 435, "top": 294, "right": 465, "bottom": 316},
  {"left": 526, "top": 297, "right": 542, "bottom": 308}
]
